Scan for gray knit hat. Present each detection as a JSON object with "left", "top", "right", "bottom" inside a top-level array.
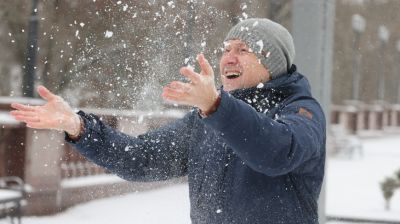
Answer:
[{"left": 224, "top": 18, "right": 295, "bottom": 79}]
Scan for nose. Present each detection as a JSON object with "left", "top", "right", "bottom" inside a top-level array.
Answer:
[{"left": 222, "top": 51, "right": 239, "bottom": 65}]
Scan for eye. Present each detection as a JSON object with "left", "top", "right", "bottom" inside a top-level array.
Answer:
[
  {"left": 240, "top": 48, "right": 249, "bottom": 53},
  {"left": 223, "top": 48, "right": 231, "bottom": 54}
]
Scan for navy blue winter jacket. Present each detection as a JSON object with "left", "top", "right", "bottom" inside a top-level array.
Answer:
[{"left": 67, "top": 68, "right": 326, "bottom": 224}]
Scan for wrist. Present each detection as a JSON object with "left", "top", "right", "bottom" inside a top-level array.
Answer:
[
  {"left": 199, "top": 90, "right": 221, "bottom": 117},
  {"left": 66, "top": 114, "right": 83, "bottom": 137}
]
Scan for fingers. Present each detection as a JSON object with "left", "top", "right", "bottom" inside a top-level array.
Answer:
[
  {"left": 10, "top": 110, "right": 37, "bottom": 118},
  {"left": 162, "top": 81, "right": 191, "bottom": 103},
  {"left": 11, "top": 103, "right": 36, "bottom": 112},
  {"left": 10, "top": 110, "right": 37, "bottom": 117},
  {"left": 169, "top": 81, "right": 191, "bottom": 92},
  {"left": 162, "top": 86, "right": 184, "bottom": 99},
  {"left": 10, "top": 106, "right": 40, "bottom": 122},
  {"left": 162, "top": 88, "right": 180, "bottom": 100},
  {"left": 10, "top": 111, "right": 50, "bottom": 129},
  {"left": 179, "top": 53, "right": 213, "bottom": 81},
  {"left": 11, "top": 110, "right": 40, "bottom": 122},
  {"left": 14, "top": 115, "right": 40, "bottom": 123},
  {"left": 180, "top": 67, "right": 200, "bottom": 84},
  {"left": 162, "top": 89, "right": 183, "bottom": 104},
  {"left": 37, "top": 85, "right": 57, "bottom": 101},
  {"left": 165, "top": 53, "right": 215, "bottom": 108},
  {"left": 26, "top": 122, "right": 47, "bottom": 129},
  {"left": 197, "top": 53, "right": 213, "bottom": 76}
]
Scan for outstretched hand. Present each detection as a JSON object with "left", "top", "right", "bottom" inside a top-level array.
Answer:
[
  {"left": 10, "top": 86, "right": 81, "bottom": 135},
  {"left": 162, "top": 54, "right": 219, "bottom": 112}
]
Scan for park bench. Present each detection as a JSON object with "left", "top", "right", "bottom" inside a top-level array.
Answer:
[{"left": 0, "top": 176, "right": 24, "bottom": 224}]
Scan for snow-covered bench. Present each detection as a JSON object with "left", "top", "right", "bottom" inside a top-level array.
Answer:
[
  {"left": 329, "top": 124, "right": 363, "bottom": 159},
  {"left": 0, "top": 176, "right": 24, "bottom": 224}
]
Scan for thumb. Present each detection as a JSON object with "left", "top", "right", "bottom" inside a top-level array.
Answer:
[
  {"left": 37, "top": 85, "right": 57, "bottom": 101},
  {"left": 197, "top": 54, "right": 214, "bottom": 77}
]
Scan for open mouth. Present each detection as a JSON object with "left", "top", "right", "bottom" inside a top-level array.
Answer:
[{"left": 224, "top": 72, "right": 242, "bottom": 80}]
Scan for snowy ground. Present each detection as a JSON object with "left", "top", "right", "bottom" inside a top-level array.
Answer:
[
  {"left": 326, "top": 134, "right": 400, "bottom": 223},
  {"left": 1, "top": 135, "right": 399, "bottom": 224},
  {"left": 15, "top": 184, "right": 191, "bottom": 224}
]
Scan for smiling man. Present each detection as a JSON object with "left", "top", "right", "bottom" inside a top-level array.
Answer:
[{"left": 11, "top": 18, "right": 326, "bottom": 224}]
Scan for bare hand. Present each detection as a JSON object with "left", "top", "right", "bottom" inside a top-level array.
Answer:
[
  {"left": 162, "top": 54, "right": 219, "bottom": 112},
  {"left": 9, "top": 86, "right": 81, "bottom": 135}
]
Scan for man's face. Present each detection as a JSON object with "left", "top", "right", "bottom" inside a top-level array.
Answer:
[{"left": 219, "top": 39, "right": 270, "bottom": 92}]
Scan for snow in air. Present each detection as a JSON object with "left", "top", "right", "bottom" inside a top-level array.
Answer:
[{"left": 104, "top": 30, "right": 113, "bottom": 38}]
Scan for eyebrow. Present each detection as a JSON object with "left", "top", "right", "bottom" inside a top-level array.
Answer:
[{"left": 223, "top": 42, "right": 248, "bottom": 49}]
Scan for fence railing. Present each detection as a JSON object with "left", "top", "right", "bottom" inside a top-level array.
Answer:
[{"left": 331, "top": 101, "right": 400, "bottom": 135}]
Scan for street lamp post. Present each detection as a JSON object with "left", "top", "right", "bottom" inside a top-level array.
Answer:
[
  {"left": 292, "top": 1, "right": 336, "bottom": 223},
  {"left": 396, "top": 40, "right": 400, "bottom": 103},
  {"left": 351, "top": 14, "right": 366, "bottom": 101},
  {"left": 23, "top": 0, "right": 39, "bottom": 97},
  {"left": 377, "top": 25, "right": 390, "bottom": 102}
]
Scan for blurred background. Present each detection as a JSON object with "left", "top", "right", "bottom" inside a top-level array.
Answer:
[
  {"left": 1, "top": 0, "right": 400, "bottom": 107},
  {"left": 0, "top": 0, "right": 399, "bottom": 223}
]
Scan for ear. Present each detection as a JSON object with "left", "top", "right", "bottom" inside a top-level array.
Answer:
[{"left": 260, "top": 63, "right": 271, "bottom": 82}]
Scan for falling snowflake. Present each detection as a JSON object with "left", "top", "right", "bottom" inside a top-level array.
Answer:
[
  {"left": 256, "top": 40, "right": 263, "bottom": 53},
  {"left": 105, "top": 30, "right": 113, "bottom": 38},
  {"left": 167, "top": 1, "right": 175, "bottom": 8},
  {"left": 125, "top": 145, "right": 134, "bottom": 151}
]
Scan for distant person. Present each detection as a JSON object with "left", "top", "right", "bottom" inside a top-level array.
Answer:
[{"left": 11, "top": 18, "right": 326, "bottom": 223}]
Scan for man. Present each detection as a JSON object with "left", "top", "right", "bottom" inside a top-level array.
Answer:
[{"left": 10, "top": 18, "right": 326, "bottom": 223}]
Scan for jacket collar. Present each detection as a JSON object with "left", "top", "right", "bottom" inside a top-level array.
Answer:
[
  {"left": 225, "top": 75, "right": 292, "bottom": 113},
  {"left": 220, "top": 65, "right": 311, "bottom": 113}
]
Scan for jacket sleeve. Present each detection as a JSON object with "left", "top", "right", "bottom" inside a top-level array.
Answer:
[
  {"left": 202, "top": 90, "right": 326, "bottom": 177},
  {"left": 66, "top": 110, "right": 195, "bottom": 182}
]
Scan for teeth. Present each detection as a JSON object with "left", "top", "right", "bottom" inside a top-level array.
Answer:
[
  {"left": 225, "top": 72, "right": 240, "bottom": 76},
  {"left": 225, "top": 72, "right": 241, "bottom": 79}
]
